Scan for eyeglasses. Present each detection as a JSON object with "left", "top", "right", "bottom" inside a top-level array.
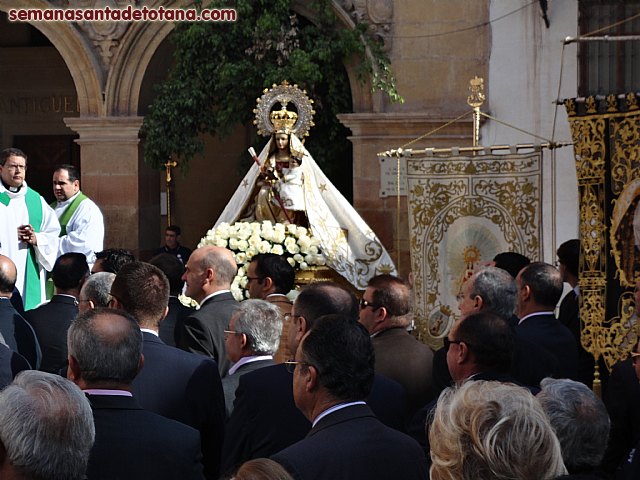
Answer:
[
  {"left": 359, "top": 298, "right": 383, "bottom": 310},
  {"left": 223, "top": 330, "right": 242, "bottom": 339},
  {"left": 284, "top": 313, "right": 302, "bottom": 323},
  {"left": 443, "top": 337, "right": 464, "bottom": 351},
  {"left": 284, "top": 359, "right": 313, "bottom": 374},
  {"left": 246, "top": 276, "right": 264, "bottom": 283}
]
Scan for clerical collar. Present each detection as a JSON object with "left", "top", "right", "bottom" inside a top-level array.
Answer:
[{"left": 1, "top": 179, "right": 21, "bottom": 193}]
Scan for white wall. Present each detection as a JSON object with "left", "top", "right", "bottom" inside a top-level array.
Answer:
[{"left": 484, "top": 0, "right": 579, "bottom": 261}]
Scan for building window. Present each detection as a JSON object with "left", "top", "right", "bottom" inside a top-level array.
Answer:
[{"left": 578, "top": 0, "right": 640, "bottom": 96}]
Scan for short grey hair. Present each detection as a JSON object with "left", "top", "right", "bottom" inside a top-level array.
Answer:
[
  {"left": 470, "top": 267, "right": 517, "bottom": 321},
  {"left": 0, "top": 370, "right": 95, "bottom": 480},
  {"left": 68, "top": 308, "right": 142, "bottom": 385},
  {"left": 538, "top": 378, "right": 610, "bottom": 471},
  {"left": 80, "top": 272, "right": 116, "bottom": 307},
  {"left": 234, "top": 299, "right": 282, "bottom": 355}
]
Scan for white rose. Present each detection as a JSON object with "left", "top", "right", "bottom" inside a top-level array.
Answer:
[
  {"left": 236, "top": 266, "right": 246, "bottom": 277},
  {"left": 293, "top": 253, "right": 304, "bottom": 263},
  {"left": 286, "top": 243, "right": 300, "bottom": 255},
  {"left": 284, "top": 236, "right": 296, "bottom": 247},
  {"left": 246, "top": 247, "right": 258, "bottom": 259},
  {"left": 299, "top": 262, "right": 309, "bottom": 270},
  {"left": 215, "top": 238, "right": 228, "bottom": 248},
  {"left": 274, "top": 223, "right": 286, "bottom": 235},
  {"left": 229, "top": 238, "right": 239, "bottom": 250},
  {"left": 272, "top": 232, "right": 286, "bottom": 244},
  {"left": 271, "top": 244, "right": 284, "bottom": 255},
  {"left": 235, "top": 252, "right": 247, "bottom": 264},
  {"left": 287, "top": 224, "right": 297, "bottom": 234},
  {"left": 238, "top": 239, "right": 249, "bottom": 251},
  {"left": 315, "top": 255, "right": 327, "bottom": 266},
  {"left": 296, "top": 226, "right": 308, "bottom": 238},
  {"left": 287, "top": 257, "right": 296, "bottom": 267},
  {"left": 308, "top": 245, "right": 319, "bottom": 255},
  {"left": 258, "top": 241, "right": 271, "bottom": 254}
]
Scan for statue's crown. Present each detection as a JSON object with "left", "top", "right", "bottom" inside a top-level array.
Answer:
[{"left": 270, "top": 104, "right": 298, "bottom": 134}]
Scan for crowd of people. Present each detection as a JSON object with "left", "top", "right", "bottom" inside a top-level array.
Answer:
[{"left": 1, "top": 145, "right": 640, "bottom": 479}]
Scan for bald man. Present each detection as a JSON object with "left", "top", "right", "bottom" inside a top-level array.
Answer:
[
  {"left": 0, "top": 254, "right": 41, "bottom": 369},
  {"left": 176, "top": 246, "right": 239, "bottom": 377}
]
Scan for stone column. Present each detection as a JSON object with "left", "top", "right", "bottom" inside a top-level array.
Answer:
[
  {"left": 63, "top": 116, "right": 149, "bottom": 254},
  {"left": 338, "top": 113, "right": 474, "bottom": 277}
]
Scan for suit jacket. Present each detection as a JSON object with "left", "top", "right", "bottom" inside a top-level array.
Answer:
[
  {"left": 222, "top": 358, "right": 274, "bottom": 418},
  {"left": 557, "top": 291, "right": 596, "bottom": 387},
  {"left": 515, "top": 312, "right": 578, "bottom": 380},
  {"left": 0, "top": 298, "right": 41, "bottom": 369},
  {"left": 601, "top": 358, "right": 640, "bottom": 474},
  {"left": 132, "top": 332, "right": 226, "bottom": 480},
  {"left": 221, "top": 364, "right": 407, "bottom": 476},
  {"left": 372, "top": 327, "right": 434, "bottom": 416},
  {"left": 266, "top": 294, "right": 293, "bottom": 363},
  {"left": 0, "top": 343, "right": 29, "bottom": 389},
  {"left": 24, "top": 294, "right": 77, "bottom": 373},
  {"left": 159, "top": 296, "right": 194, "bottom": 347},
  {"left": 176, "top": 292, "right": 239, "bottom": 376},
  {"left": 272, "top": 404, "right": 428, "bottom": 480},
  {"left": 86, "top": 394, "right": 204, "bottom": 480}
]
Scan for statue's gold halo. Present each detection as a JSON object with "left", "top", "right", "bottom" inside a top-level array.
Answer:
[{"left": 253, "top": 81, "right": 315, "bottom": 138}]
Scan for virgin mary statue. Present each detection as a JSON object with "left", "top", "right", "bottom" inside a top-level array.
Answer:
[{"left": 214, "top": 82, "right": 396, "bottom": 289}]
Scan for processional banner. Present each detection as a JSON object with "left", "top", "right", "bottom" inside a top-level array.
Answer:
[
  {"left": 565, "top": 94, "right": 640, "bottom": 372},
  {"left": 406, "top": 151, "right": 543, "bottom": 349}
]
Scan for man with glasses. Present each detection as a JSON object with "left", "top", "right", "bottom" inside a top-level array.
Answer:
[
  {"left": 273, "top": 315, "right": 427, "bottom": 480},
  {"left": 221, "top": 299, "right": 281, "bottom": 418},
  {"left": 358, "top": 274, "right": 434, "bottom": 417},
  {"left": 0, "top": 148, "right": 60, "bottom": 310}
]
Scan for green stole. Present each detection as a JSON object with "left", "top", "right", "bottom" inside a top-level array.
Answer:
[
  {"left": 46, "top": 191, "right": 88, "bottom": 299},
  {"left": 51, "top": 191, "right": 87, "bottom": 236},
  {"left": 0, "top": 187, "right": 43, "bottom": 310}
]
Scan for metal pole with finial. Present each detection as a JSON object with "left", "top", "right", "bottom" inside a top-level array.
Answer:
[
  {"left": 467, "top": 76, "right": 485, "bottom": 148},
  {"left": 164, "top": 158, "right": 177, "bottom": 226}
]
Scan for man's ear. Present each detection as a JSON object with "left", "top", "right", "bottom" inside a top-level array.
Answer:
[
  {"left": 473, "top": 295, "right": 484, "bottom": 311},
  {"left": 305, "top": 364, "right": 318, "bottom": 392},
  {"left": 263, "top": 276, "right": 274, "bottom": 292},
  {"left": 137, "top": 354, "right": 144, "bottom": 375},
  {"left": 67, "top": 355, "right": 81, "bottom": 383}
]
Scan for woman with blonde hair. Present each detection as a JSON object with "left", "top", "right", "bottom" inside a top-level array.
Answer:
[
  {"left": 429, "top": 380, "right": 567, "bottom": 480},
  {"left": 230, "top": 458, "right": 293, "bottom": 480}
]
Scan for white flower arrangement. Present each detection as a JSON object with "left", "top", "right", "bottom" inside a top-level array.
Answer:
[{"left": 198, "top": 221, "right": 326, "bottom": 300}]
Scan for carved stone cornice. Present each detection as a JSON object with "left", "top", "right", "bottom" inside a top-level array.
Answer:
[
  {"left": 47, "top": 0, "right": 137, "bottom": 73},
  {"left": 340, "top": 0, "right": 393, "bottom": 50}
]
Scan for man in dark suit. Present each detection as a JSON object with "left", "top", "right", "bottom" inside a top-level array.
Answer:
[
  {"left": 176, "top": 245, "right": 239, "bottom": 376},
  {"left": 556, "top": 238, "right": 595, "bottom": 387},
  {"left": 25, "top": 252, "right": 88, "bottom": 373},
  {"left": 272, "top": 315, "right": 427, "bottom": 480},
  {"left": 359, "top": 274, "right": 434, "bottom": 417},
  {"left": 109, "top": 261, "right": 226, "bottom": 480},
  {"left": 221, "top": 282, "right": 407, "bottom": 476},
  {"left": 222, "top": 299, "right": 280, "bottom": 417},
  {"left": 149, "top": 252, "right": 194, "bottom": 346},
  {"left": 515, "top": 262, "right": 579, "bottom": 380},
  {"left": 67, "top": 308, "right": 204, "bottom": 480},
  {"left": 0, "top": 254, "right": 41, "bottom": 369},
  {"left": 408, "top": 311, "right": 537, "bottom": 453},
  {"left": 601, "top": 340, "right": 640, "bottom": 476}
]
